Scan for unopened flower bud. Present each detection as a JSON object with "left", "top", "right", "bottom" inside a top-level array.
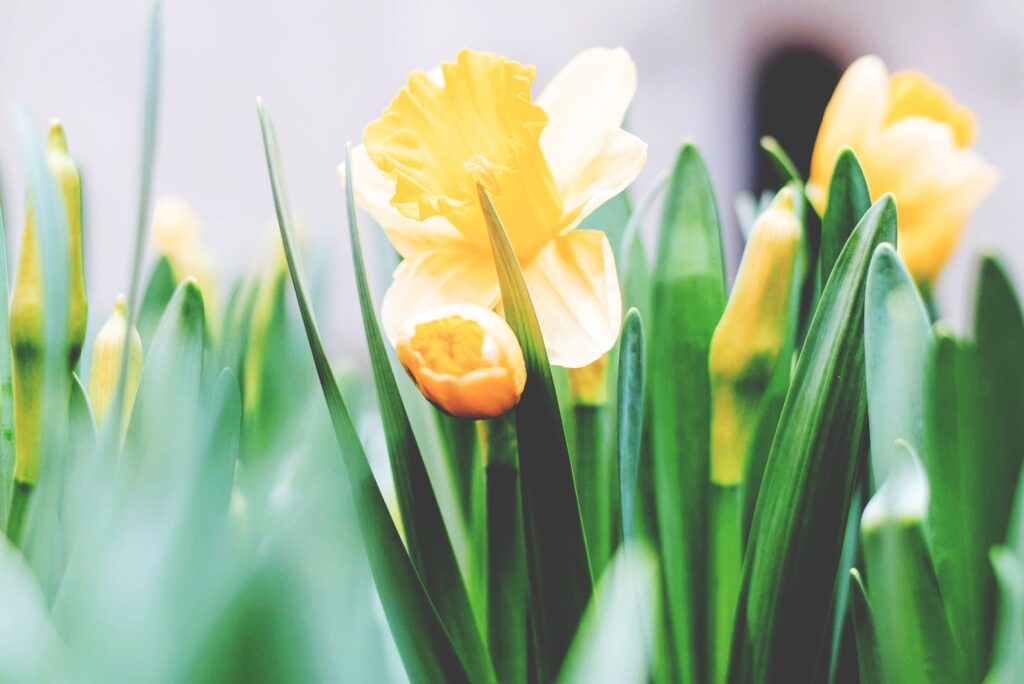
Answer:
[
  {"left": 152, "top": 198, "right": 220, "bottom": 326},
  {"left": 397, "top": 304, "right": 526, "bottom": 419},
  {"left": 88, "top": 295, "right": 143, "bottom": 439},
  {"left": 709, "top": 188, "right": 801, "bottom": 485},
  {"left": 9, "top": 119, "right": 88, "bottom": 485}
]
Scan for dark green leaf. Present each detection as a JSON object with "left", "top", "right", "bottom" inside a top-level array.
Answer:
[
  {"left": 344, "top": 149, "right": 494, "bottom": 684},
  {"left": 848, "top": 569, "right": 881, "bottom": 684},
  {"left": 649, "top": 142, "right": 726, "bottom": 683},
  {"left": 819, "top": 149, "right": 870, "bottom": 288},
  {"left": 760, "top": 136, "right": 801, "bottom": 187},
  {"left": 257, "top": 98, "right": 470, "bottom": 684},
  {"left": 730, "top": 194, "right": 896, "bottom": 682},
  {"left": 478, "top": 186, "right": 593, "bottom": 680},
  {"left": 617, "top": 308, "right": 645, "bottom": 542}
]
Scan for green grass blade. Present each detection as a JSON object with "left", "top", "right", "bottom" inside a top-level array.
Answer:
[
  {"left": 861, "top": 443, "right": 963, "bottom": 683},
  {"left": 731, "top": 194, "right": 896, "bottom": 682},
  {"left": 257, "top": 98, "right": 470, "bottom": 684},
  {"left": 819, "top": 149, "right": 870, "bottom": 288},
  {"left": 649, "top": 142, "right": 726, "bottom": 683},
  {"left": 343, "top": 148, "right": 495, "bottom": 684},
  {"left": 865, "top": 243, "right": 931, "bottom": 486},
  {"left": 848, "top": 568, "right": 881, "bottom": 684},
  {"left": 478, "top": 187, "right": 593, "bottom": 680},
  {"left": 617, "top": 308, "right": 645, "bottom": 542}
]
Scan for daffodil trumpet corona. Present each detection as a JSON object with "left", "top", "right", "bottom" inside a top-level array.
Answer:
[
  {"left": 88, "top": 295, "right": 144, "bottom": 442},
  {"left": 346, "top": 47, "right": 645, "bottom": 369},
  {"left": 396, "top": 304, "right": 526, "bottom": 420},
  {"left": 808, "top": 55, "right": 997, "bottom": 284}
]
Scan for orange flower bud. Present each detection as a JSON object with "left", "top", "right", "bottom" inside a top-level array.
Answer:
[{"left": 396, "top": 304, "right": 526, "bottom": 419}]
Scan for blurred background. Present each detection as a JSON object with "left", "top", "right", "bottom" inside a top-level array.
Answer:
[{"left": 2, "top": 0, "right": 1022, "bottom": 350}]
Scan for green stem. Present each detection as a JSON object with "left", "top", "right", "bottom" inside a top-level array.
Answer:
[
  {"left": 5, "top": 479, "right": 32, "bottom": 546},
  {"left": 574, "top": 404, "right": 617, "bottom": 575},
  {"left": 710, "top": 483, "right": 742, "bottom": 684},
  {"left": 485, "top": 413, "right": 526, "bottom": 684}
]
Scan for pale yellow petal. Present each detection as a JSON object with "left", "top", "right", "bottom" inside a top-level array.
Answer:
[
  {"left": 537, "top": 47, "right": 637, "bottom": 193},
  {"left": 808, "top": 55, "right": 889, "bottom": 210},
  {"left": 344, "top": 144, "right": 466, "bottom": 258},
  {"left": 520, "top": 230, "right": 621, "bottom": 368},
  {"left": 560, "top": 128, "right": 647, "bottom": 233},
  {"left": 885, "top": 71, "right": 977, "bottom": 146},
  {"left": 380, "top": 248, "right": 500, "bottom": 345},
  {"left": 859, "top": 116, "right": 997, "bottom": 281}
]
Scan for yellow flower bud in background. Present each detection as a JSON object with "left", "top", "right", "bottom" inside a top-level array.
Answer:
[
  {"left": 808, "top": 56, "right": 997, "bottom": 283},
  {"left": 88, "top": 295, "right": 143, "bottom": 439},
  {"left": 9, "top": 119, "right": 89, "bottom": 485},
  {"left": 568, "top": 354, "right": 609, "bottom": 406},
  {"left": 709, "top": 188, "right": 801, "bottom": 486},
  {"left": 152, "top": 198, "right": 220, "bottom": 324},
  {"left": 396, "top": 304, "right": 526, "bottom": 419}
]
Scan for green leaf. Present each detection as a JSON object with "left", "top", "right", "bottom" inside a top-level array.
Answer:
[
  {"left": 137, "top": 256, "right": 177, "bottom": 349},
  {"left": 848, "top": 568, "right": 881, "bottom": 684},
  {"left": 344, "top": 149, "right": 495, "bottom": 684},
  {"left": 649, "top": 142, "right": 726, "bottom": 683},
  {"left": 731, "top": 194, "right": 896, "bottom": 682},
  {"left": 819, "top": 149, "right": 870, "bottom": 288},
  {"left": 865, "top": 243, "right": 931, "bottom": 486},
  {"left": 478, "top": 186, "right": 593, "bottom": 680},
  {"left": 759, "top": 136, "right": 801, "bottom": 187},
  {"left": 558, "top": 542, "right": 659, "bottom": 684},
  {"left": 925, "top": 256, "right": 1024, "bottom": 679},
  {"left": 0, "top": 536, "right": 62, "bottom": 681},
  {"left": 861, "top": 442, "right": 963, "bottom": 683},
  {"left": 986, "top": 547, "right": 1024, "bottom": 683},
  {"left": 68, "top": 371, "right": 96, "bottom": 448},
  {"left": 257, "top": 98, "right": 470, "bottom": 684},
  {"left": 617, "top": 308, "right": 645, "bottom": 543},
  {"left": 0, "top": 192, "right": 14, "bottom": 529}
]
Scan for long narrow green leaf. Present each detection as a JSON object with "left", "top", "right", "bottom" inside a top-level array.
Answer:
[
  {"left": 617, "top": 308, "right": 645, "bottom": 542},
  {"left": 343, "top": 149, "right": 494, "bottom": 684},
  {"left": 478, "top": 187, "right": 593, "bottom": 680},
  {"left": 848, "top": 568, "right": 881, "bottom": 684},
  {"left": 137, "top": 257, "right": 177, "bottom": 348},
  {"left": 0, "top": 537, "right": 62, "bottom": 681},
  {"left": 865, "top": 243, "right": 931, "bottom": 486},
  {"left": 987, "top": 547, "right": 1024, "bottom": 683},
  {"left": 819, "top": 149, "right": 870, "bottom": 287},
  {"left": 257, "top": 98, "right": 469, "bottom": 684},
  {"left": 730, "top": 194, "right": 896, "bottom": 682},
  {"left": 0, "top": 191, "right": 13, "bottom": 529},
  {"left": 861, "top": 442, "right": 962, "bottom": 683},
  {"left": 649, "top": 142, "right": 726, "bottom": 683},
  {"left": 759, "top": 136, "right": 801, "bottom": 186}
]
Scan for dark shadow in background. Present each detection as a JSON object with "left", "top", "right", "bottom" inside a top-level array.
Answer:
[{"left": 753, "top": 45, "right": 843, "bottom": 192}]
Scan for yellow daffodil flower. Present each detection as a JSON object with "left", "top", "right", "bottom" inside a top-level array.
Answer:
[
  {"left": 347, "top": 47, "right": 646, "bottom": 368},
  {"left": 396, "top": 304, "right": 526, "bottom": 419},
  {"left": 152, "top": 197, "right": 220, "bottom": 316},
  {"left": 808, "top": 55, "right": 997, "bottom": 283}
]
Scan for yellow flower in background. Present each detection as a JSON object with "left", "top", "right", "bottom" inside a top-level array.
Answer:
[
  {"left": 152, "top": 198, "right": 220, "bottom": 314},
  {"left": 397, "top": 304, "right": 526, "bottom": 419},
  {"left": 348, "top": 48, "right": 646, "bottom": 368},
  {"left": 808, "top": 55, "right": 997, "bottom": 283}
]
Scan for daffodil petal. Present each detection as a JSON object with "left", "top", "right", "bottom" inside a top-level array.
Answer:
[
  {"left": 808, "top": 55, "right": 889, "bottom": 208},
  {"left": 381, "top": 248, "right": 500, "bottom": 345},
  {"left": 538, "top": 47, "right": 637, "bottom": 193},
  {"left": 520, "top": 230, "right": 621, "bottom": 368},
  {"left": 561, "top": 127, "right": 647, "bottom": 233},
  {"left": 344, "top": 144, "right": 466, "bottom": 258},
  {"left": 860, "top": 117, "right": 997, "bottom": 216}
]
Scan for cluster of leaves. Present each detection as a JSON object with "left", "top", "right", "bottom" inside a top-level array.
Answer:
[{"left": 1, "top": 5, "right": 1022, "bottom": 683}]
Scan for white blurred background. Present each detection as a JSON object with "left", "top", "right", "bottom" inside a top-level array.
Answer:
[{"left": 2, "top": 0, "right": 1022, "bottom": 349}]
